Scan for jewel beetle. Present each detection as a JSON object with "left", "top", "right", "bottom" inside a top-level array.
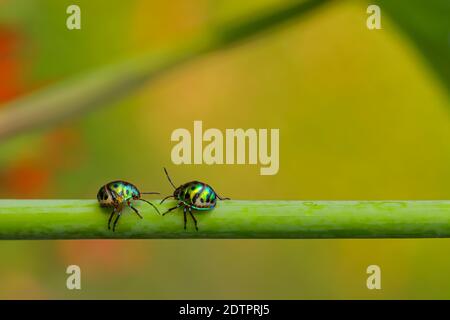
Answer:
[
  {"left": 160, "top": 168, "right": 230, "bottom": 230},
  {"left": 97, "top": 180, "right": 160, "bottom": 231}
]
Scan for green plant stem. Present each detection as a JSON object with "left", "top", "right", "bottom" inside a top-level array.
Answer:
[
  {"left": 0, "top": 0, "right": 329, "bottom": 142},
  {"left": 0, "top": 200, "right": 449, "bottom": 239}
]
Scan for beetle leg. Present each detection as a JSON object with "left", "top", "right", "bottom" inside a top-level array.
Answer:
[
  {"left": 188, "top": 207, "right": 198, "bottom": 231},
  {"left": 162, "top": 203, "right": 181, "bottom": 216},
  {"left": 108, "top": 209, "right": 116, "bottom": 230},
  {"left": 110, "top": 204, "right": 123, "bottom": 232},
  {"left": 128, "top": 201, "right": 143, "bottom": 219},
  {"left": 112, "top": 212, "right": 121, "bottom": 232},
  {"left": 183, "top": 206, "right": 187, "bottom": 230}
]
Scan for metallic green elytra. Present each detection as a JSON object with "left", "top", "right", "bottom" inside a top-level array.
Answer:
[
  {"left": 160, "top": 168, "right": 230, "bottom": 231},
  {"left": 97, "top": 180, "right": 160, "bottom": 232}
]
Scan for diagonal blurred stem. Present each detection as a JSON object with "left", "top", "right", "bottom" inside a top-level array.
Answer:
[
  {"left": 0, "top": 200, "right": 449, "bottom": 239},
  {"left": 0, "top": 0, "right": 329, "bottom": 142}
]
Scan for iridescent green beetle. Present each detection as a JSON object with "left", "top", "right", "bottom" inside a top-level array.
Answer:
[
  {"left": 97, "top": 180, "right": 160, "bottom": 231},
  {"left": 160, "top": 168, "right": 230, "bottom": 230}
]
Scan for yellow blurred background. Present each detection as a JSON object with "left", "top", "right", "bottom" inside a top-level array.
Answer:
[{"left": 0, "top": 0, "right": 449, "bottom": 299}]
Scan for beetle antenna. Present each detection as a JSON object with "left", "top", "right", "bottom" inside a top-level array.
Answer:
[
  {"left": 217, "top": 194, "right": 231, "bottom": 201},
  {"left": 141, "top": 192, "right": 160, "bottom": 195},
  {"left": 164, "top": 167, "right": 177, "bottom": 189},
  {"left": 160, "top": 195, "right": 174, "bottom": 204},
  {"left": 139, "top": 199, "right": 161, "bottom": 215}
]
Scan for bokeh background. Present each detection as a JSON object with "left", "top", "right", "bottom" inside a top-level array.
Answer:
[{"left": 0, "top": 0, "right": 449, "bottom": 299}]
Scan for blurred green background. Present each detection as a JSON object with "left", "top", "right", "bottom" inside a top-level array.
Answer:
[{"left": 0, "top": 0, "right": 449, "bottom": 299}]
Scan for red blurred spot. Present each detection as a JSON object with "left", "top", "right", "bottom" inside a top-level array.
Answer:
[
  {"left": 0, "top": 27, "right": 86, "bottom": 197},
  {"left": 0, "top": 127, "right": 84, "bottom": 197},
  {"left": 0, "top": 27, "right": 23, "bottom": 102},
  {"left": 2, "top": 158, "right": 50, "bottom": 198}
]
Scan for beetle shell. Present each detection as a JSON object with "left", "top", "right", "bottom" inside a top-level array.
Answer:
[
  {"left": 97, "top": 180, "right": 140, "bottom": 207},
  {"left": 174, "top": 181, "right": 217, "bottom": 211}
]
